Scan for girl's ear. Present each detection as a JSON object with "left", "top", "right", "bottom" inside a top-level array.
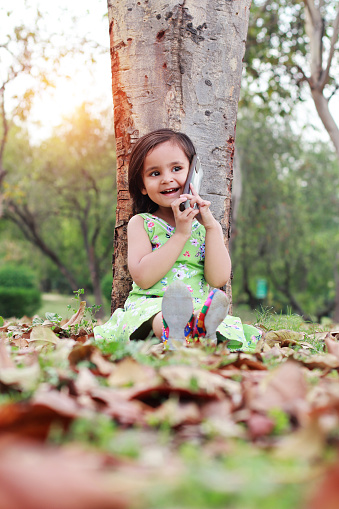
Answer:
[{"left": 141, "top": 187, "right": 148, "bottom": 195}]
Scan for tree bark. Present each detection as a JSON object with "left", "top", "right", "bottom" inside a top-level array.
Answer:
[{"left": 108, "top": 0, "right": 251, "bottom": 313}]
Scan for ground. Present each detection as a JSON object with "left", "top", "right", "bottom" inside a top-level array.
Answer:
[{"left": 0, "top": 299, "right": 339, "bottom": 508}]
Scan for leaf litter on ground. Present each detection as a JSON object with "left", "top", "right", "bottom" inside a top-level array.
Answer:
[{"left": 1, "top": 304, "right": 339, "bottom": 507}]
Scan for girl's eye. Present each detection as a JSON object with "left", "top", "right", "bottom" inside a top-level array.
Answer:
[
  {"left": 150, "top": 171, "right": 159, "bottom": 177},
  {"left": 173, "top": 166, "right": 182, "bottom": 172}
]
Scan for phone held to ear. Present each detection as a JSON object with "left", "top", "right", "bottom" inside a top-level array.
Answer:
[{"left": 179, "top": 155, "right": 203, "bottom": 212}]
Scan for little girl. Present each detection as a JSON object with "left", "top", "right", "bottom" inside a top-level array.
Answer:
[{"left": 94, "top": 129, "right": 261, "bottom": 351}]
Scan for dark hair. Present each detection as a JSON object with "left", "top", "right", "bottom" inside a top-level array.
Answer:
[{"left": 128, "top": 128, "right": 196, "bottom": 214}]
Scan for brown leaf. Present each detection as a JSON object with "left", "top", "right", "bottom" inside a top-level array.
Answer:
[
  {"left": 90, "top": 350, "right": 115, "bottom": 376},
  {"left": 0, "top": 363, "right": 40, "bottom": 392},
  {"left": 62, "top": 301, "right": 86, "bottom": 328},
  {"left": 263, "top": 329, "right": 304, "bottom": 347},
  {"left": 68, "top": 344, "right": 96, "bottom": 366},
  {"left": 29, "top": 325, "right": 58, "bottom": 344},
  {"left": 201, "top": 400, "right": 245, "bottom": 438},
  {"left": 0, "top": 439, "right": 129, "bottom": 509},
  {"left": 275, "top": 417, "right": 326, "bottom": 461},
  {"left": 247, "top": 412, "right": 275, "bottom": 440},
  {"left": 294, "top": 351, "right": 339, "bottom": 370},
  {"left": 90, "top": 387, "right": 148, "bottom": 425},
  {"left": 159, "top": 365, "right": 241, "bottom": 403},
  {"left": 108, "top": 357, "right": 156, "bottom": 387},
  {"left": 306, "top": 454, "right": 339, "bottom": 509},
  {"left": 246, "top": 360, "right": 309, "bottom": 422},
  {"left": 148, "top": 399, "right": 201, "bottom": 427},
  {"left": 0, "top": 339, "right": 15, "bottom": 369},
  {"left": 325, "top": 333, "right": 339, "bottom": 361},
  {"left": 0, "top": 396, "right": 76, "bottom": 440}
]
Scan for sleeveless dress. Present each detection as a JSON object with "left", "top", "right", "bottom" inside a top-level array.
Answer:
[{"left": 94, "top": 213, "right": 261, "bottom": 351}]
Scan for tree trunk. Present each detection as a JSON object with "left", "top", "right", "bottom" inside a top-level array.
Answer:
[
  {"left": 108, "top": 0, "right": 251, "bottom": 313},
  {"left": 304, "top": 1, "right": 339, "bottom": 319},
  {"left": 303, "top": 1, "right": 339, "bottom": 157},
  {"left": 311, "top": 88, "right": 339, "bottom": 160}
]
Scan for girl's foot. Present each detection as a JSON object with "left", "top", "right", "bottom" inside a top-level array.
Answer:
[
  {"left": 162, "top": 281, "right": 194, "bottom": 350},
  {"left": 193, "top": 289, "right": 229, "bottom": 346}
]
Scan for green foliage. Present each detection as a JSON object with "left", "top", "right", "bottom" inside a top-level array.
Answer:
[
  {"left": 0, "top": 264, "right": 38, "bottom": 289},
  {"left": 2, "top": 105, "right": 116, "bottom": 298},
  {"left": 101, "top": 272, "right": 113, "bottom": 303},
  {"left": 0, "top": 287, "right": 41, "bottom": 318},
  {"left": 149, "top": 442, "right": 305, "bottom": 509},
  {"left": 242, "top": 0, "right": 339, "bottom": 114},
  {"left": 0, "top": 264, "right": 41, "bottom": 318},
  {"left": 232, "top": 106, "right": 339, "bottom": 318}
]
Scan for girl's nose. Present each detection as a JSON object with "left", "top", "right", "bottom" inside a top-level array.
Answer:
[{"left": 161, "top": 171, "right": 174, "bottom": 183}]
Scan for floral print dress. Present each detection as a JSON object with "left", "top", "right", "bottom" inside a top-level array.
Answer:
[{"left": 94, "top": 213, "right": 261, "bottom": 351}]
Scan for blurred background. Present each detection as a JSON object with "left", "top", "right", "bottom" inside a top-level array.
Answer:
[{"left": 1, "top": 0, "right": 338, "bottom": 323}]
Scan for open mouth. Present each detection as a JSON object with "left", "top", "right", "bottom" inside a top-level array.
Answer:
[{"left": 161, "top": 188, "right": 180, "bottom": 195}]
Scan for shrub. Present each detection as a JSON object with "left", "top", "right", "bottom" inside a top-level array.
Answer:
[
  {"left": 101, "top": 273, "right": 113, "bottom": 303},
  {"left": 0, "top": 287, "right": 41, "bottom": 318},
  {"left": 0, "top": 265, "right": 37, "bottom": 289},
  {"left": 0, "top": 265, "right": 41, "bottom": 318}
]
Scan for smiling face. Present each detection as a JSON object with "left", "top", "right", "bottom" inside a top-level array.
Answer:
[{"left": 141, "top": 141, "right": 190, "bottom": 210}]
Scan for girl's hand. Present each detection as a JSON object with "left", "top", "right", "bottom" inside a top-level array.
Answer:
[
  {"left": 180, "top": 184, "right": 217, "bottom": 230},
  {"left": 171, "top": 195, "right": 200, "bottom": 237}
]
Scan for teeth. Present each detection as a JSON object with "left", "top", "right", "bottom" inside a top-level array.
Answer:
[{"left": 162, "top": 188, "right": 177, "bottom": 194}]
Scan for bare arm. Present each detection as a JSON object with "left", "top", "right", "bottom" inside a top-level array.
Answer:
[
  {"left": 183, "top": 186, "right": 231, "bottom": 288},
  {"left": 128, "top": 201, "right": 199, "bottom": 289},
  {"left": 204, "top": 220, "right": 231, "bottom": 288}
]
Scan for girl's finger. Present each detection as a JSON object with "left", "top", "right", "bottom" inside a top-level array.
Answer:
[{"left": 189, "top": 183, "right": 198, "bottom": 196}]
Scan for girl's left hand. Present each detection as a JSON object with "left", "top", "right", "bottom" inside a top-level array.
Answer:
[{"left": 180, "top": 184, "right": 217, "bottom": 230}]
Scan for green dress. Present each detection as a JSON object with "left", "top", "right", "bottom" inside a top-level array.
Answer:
[{"left": 94, "top": 213, "right": 261, "bottom": 351}]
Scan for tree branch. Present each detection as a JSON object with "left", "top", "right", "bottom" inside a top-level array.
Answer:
[
  {"left": 319, "top": 7, "right": 339, "bottom": 91},
  {"left": 6, "top": 201, "right": 80, "bottom": 291}
]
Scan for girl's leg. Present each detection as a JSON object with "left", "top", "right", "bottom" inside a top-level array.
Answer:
[
  {"left": 153, "top": 281, "right": 194, "bottom": 349},
  {"left": 152, "top": 312, "right": 163, "bottom": 339},
  {"left": 193, "top": 289, "right": 229, "bottom": 344}
]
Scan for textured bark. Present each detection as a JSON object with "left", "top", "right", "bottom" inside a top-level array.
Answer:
[{"left": 108, "top": 0, "right": 251, "bottom": 312}]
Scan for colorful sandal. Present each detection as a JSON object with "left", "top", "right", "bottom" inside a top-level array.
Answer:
[
  {"left": 161, "top": 281, "right": 194, "bottom": 350},
  {"left": 193, "top": 289, "right": 230, "bottom": 346}
]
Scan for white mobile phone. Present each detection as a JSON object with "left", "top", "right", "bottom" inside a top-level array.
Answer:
[{"left": 179, "top": 155, "right": 203, "bottom": 211}]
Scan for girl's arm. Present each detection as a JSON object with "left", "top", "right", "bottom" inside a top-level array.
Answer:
[
  {"left": 204, "top": 219, "right": 231, "bottom": 288},
  {"left": 182, "top": 186, "right": 231, "bottom": 288},
  {"left": 128, "top": 202, "right": 199, "bottom": 289}
]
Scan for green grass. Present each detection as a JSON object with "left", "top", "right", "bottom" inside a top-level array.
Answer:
[
  {"left": 37, "top": 293, "right": 111, "bottom": 321},
  {"left": 37, "top": 293, "right": 74, "bottom": 320}
]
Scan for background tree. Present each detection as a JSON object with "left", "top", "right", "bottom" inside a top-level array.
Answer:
[
  {"left": 0, "top": 5, "right": 103, "bottom": 212},
  {"left": 108, "top": 0, "right": 252, "bottom": 312},
  {"left": 232, "top": 105, "right": 339, "bottom": 320},
  {"left": 2, "top": 105, "right": 116, "bottom": 313},
  {"left": 244, "top": 0, "right": 338, "bottom": 154}
]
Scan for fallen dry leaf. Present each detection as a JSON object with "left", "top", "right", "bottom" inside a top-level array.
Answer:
[
  {"left": 0, "top": 363, "right": 40, "bottom": 392},
  {"left": 275, "top": 417, "right": 326, "bottom": 461},
  {"left": 108, "top": 357, "right": 157, "bottom": 387},
  {"left": 306, "top": 454, "right": 339, "bottom": 509},
  {"left": 245, "top": 360, "right": 309, "bottom": 423},
  {"left": 263, "top": 329, "right": 305, "bottom": 347},
  {"left": 29, "top": 326, "right": 58, "bottom": 344},
  {"left": 148, "top": 398, "right": 201, "bottom": 427},
  {"left": 0, "top": 339, "right": 15, "bottom": 369},
  {"left": 159, "top": 365, "right": 241, "bottom": 400},
  {"left": 247, "top": 411, "right": 275, "bottom": 440},
  {"left": 62, "top": 301, "right": 87, "bottom": 329},
  {"left": 0, "top": 438, "right": 129, "bottom": 509},
  {"left": 324, "top": 333, "right": 339, "bottom": 361}
]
